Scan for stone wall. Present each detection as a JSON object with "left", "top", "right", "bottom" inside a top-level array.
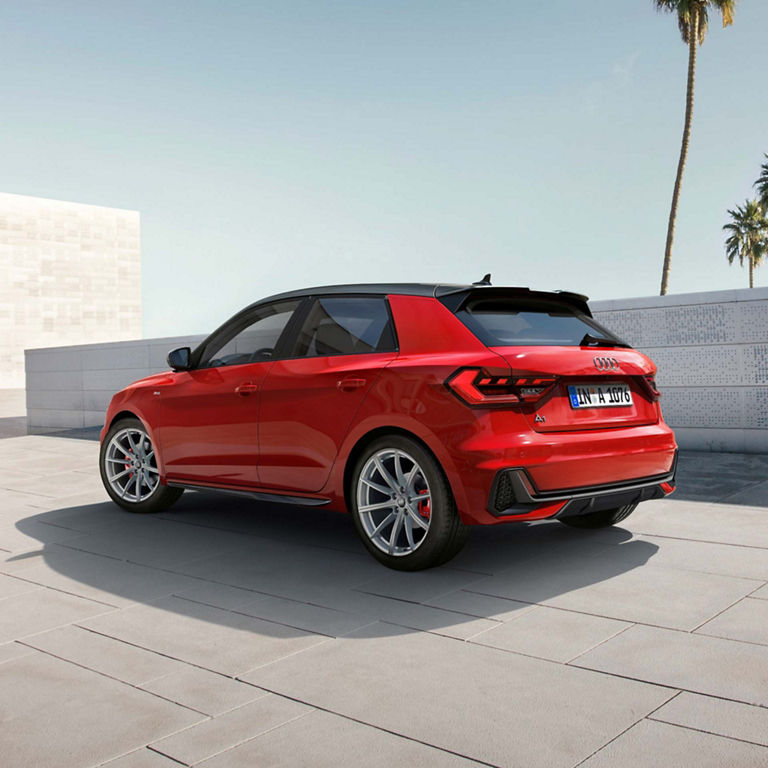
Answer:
[{"left": 0, "top": 192, "right": 141, "bottom": 388}]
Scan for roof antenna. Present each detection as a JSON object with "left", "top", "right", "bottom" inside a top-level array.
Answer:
[{"left": 473, "top": 273, "right": 492, "bottom": 286}]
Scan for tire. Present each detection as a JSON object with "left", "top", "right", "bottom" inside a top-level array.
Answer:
[
  {"left": 99, "top": 417, "right": 183, "bottom": 513},
  {"left": 350, "top": 435, "right": 468, "bottom": 570},
  {"left": 558, "top": 503, "right": 637, "bottom": 529}
]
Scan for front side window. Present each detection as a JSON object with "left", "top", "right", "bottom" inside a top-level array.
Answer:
[
  {"left": 292, "top": 297, "right": 397, "bottom": 357},
  {"left": 457, "top": 298, "right": 625, "bottom": 347},
  {"left": 199, "top": 300, "right": 300, "bottom": 368}
]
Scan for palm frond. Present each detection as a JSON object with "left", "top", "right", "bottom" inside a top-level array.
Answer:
[
  {"left": 723, "top": 199, "right": 768, "bottom": 276},
  {"left": 654, "top": 0, "right": 735, "bottom": 44},
  {"left": 755, "top": 154, "right": 768, "bottom": 212}
]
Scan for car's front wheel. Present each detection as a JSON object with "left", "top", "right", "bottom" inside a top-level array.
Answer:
[
  {"left": 558, "top": 503, "right": 637, "bottom": 529},
  {"left": 99, "top": 417, "right": 183, "bottom": 513},
  {"left": 350, "top": 435, "right": 469, "bottom": 570}
]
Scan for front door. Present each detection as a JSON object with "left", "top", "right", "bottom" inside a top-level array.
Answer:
[
  {"left": 258, "top": 295, "right": 398, "bottom": 492},
  {"left": 158, "top": 299, "right": 301, "bottom": 486}
]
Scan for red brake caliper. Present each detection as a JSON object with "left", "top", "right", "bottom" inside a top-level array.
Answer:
[
  {"left": 125, "top": 448, "right": 134, "bottom": 481},
  {"left": 417, "top": 488, "right": 431, "bottom": 519}
]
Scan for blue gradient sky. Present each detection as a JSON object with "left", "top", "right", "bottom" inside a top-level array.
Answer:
[{"left": 3, "top": 1, "right": 767, "bottom": 336}]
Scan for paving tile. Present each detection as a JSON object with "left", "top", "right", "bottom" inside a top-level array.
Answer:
[
  {"left": 101, "top": 748, "right": 181, "bottom": 768},
  {"left": 141, "top": 666, "right": 268, "bottom": 715},
  {"left": 468, "top": 605, "right": 630, "bottom": 662},
  {"left": 243, "top": 622, "right": 672, "bottom": 768},
  {"left": 175, "top": 540, "right": 381, "bottom": 603},
  {"left": 573, "top": 624, "right": 768, "bottom": 706},
  {"left": 752, "top": 582, "right": 768, "bottom": 600},
  {"left": 1, "top": 651, "right": 203, "bottom": 768},
  {"left": 316, "top": 589, "right": 498, "bottom": 640},
  {"left": 695, "top": 597, "right": 768, "bottom": 645},
  {"left": 0, "top": 572, "right": 41, "bottom": 599},
  {"left": 651, "top": 692, "right": 768, "bottom": 748},
  {"left": 0, "top": 587, "right": 113, "bottom": 643},
  {"left": 150, "top": 694, "right": 311, "bottom": 765},
  {"left": 237, "top": 595, "right": 376, "bottom": 637},
  {"left": 22, "top": 625, "right": 182, "bottom": 685},
  {"left": 197, "top": 709, "right": 480, "bottom": 768},
  {"left": 0, "top": 641, "right": 35, "bottom": 665},
  {"left": 634, "top": 534, "right": 768, "bottom": 581},
  {"left": 629, "top": 500, "right": 768, "bottom": 548},
  {"left": 58, "top": 517, "right": 252, "bottom": 569},
  {"left": 0, "top": 549, "right": 46, "bottom": 575},
  {"left": 0, "top": 519, "right": 84, "bottom": 553},
  {"left": 426, "top": 589, "right": 534, "bottom": 621},
  {"left": 11, "top": 543, "right": 204, "bottom": 607},
  {"left": 579, "top": 719, "right": 768, "bottom": 767},
  {"left": 353, "top": 566, "right": 486, "bottom": 603},
  {"left": 2, "top": 469, "right": 106, "bottom": 498},
  {"left": 173, "top": 581, "right": 269, "bottom": 611},
  {"left": 718, "top": 480, "right": 768, "bottom": 507},
  {"left": 80, "top": 595, "right": 331, "bottom": 676},
  {"left": 471, "top": 545, "right": 760, "bottom": 630}
]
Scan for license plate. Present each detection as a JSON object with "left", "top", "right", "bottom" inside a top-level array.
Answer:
[{"left": 568, "top": 382, "right": 633, "bottom": 409}]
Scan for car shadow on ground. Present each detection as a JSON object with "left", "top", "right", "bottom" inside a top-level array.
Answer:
[{"left": 10, "top": 488, "right": 659, "bottom": 643}]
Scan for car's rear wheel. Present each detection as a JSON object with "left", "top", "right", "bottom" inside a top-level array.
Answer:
[
  {"left": 350, "top": 435, "right": 468, "bottom": 570},
  {"left": 99, "top": 417, "right": 183, "bottom": 513},
  {"left": 558, "top": 503, "right": 637, "bottom": 529}
]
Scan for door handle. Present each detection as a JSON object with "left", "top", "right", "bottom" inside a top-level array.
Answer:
[
  {"left": 235, "top": 382, "right": 259, "bottom": 396},
  {"left": 337, "top": 377, "right": 366, "bottom": 392}
]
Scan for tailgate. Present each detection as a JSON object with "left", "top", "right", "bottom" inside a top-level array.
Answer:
[{"left": 491, "top": 346, "right": 660, "bottom": 432}]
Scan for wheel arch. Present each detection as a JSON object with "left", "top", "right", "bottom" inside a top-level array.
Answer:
[
  {"left": 108, "top": 409, "right": 142, "bottom": 429},
  {"left": 341, "top": 426, "right": 469, "bottom": 521}
]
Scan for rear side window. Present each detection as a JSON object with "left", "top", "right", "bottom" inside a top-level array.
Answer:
[
  {"left": 456, "top": 298, "right": 623, "bottom": 347},
  {"left": 292, "top": 297, "right": 397, "bottom": 357}
]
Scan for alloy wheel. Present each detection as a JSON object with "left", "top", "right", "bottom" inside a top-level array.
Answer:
[
  {"left": 356, "top": 448, "right": 432, "bottom": 556},
  {"left": 104, "top": 427, "right": 160, "bottom": 503}
]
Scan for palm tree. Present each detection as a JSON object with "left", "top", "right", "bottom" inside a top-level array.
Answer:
[
  {"left": 755, "top": 154, "right": 768, "bottom": 212},
  {"left": 654, "top": 0, "right": 736, "bottom": 296},
  {"left": 723, "top": 200, "right": 768, "bottom": 288}
]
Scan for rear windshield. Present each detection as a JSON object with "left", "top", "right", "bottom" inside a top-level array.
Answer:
[{"left": 456, "top": 298, "right": 625, "bottom": 347}]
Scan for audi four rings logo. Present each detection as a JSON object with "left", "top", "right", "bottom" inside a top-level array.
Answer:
[{"left": 594, "top": 356, "right": 620, "bottom": 370}]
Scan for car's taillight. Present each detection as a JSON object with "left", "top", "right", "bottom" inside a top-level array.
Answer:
[
  {"left": 446, "top": 368, "right": 557, "bottom": 407},
  {"left": 638, "top": 374, "right": 661, "bottom": 402}
]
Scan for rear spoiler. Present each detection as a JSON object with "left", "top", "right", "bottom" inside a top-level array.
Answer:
[{"left": 435, "top": 286, "right": 593, "bottom": 317}]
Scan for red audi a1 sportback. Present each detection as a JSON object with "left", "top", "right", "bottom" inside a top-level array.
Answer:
[{"left": 99, "top": 279, "right": 677, "bottom": 570}]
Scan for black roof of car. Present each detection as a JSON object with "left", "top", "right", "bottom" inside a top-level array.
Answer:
[
  {"left": 258, "top": 283, "right": 592, "bottom": 315},
  {"left": 261, "top": 282, "right": 589, "bottom": 305}
]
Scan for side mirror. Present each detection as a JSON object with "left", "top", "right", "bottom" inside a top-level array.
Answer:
[{"left": 167, "top": 347, "right": 191, "bottom": 371}]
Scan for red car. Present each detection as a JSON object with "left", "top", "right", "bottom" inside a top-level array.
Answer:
[{"left": 99, "top": 279, "right": 677, "bottom": 569}]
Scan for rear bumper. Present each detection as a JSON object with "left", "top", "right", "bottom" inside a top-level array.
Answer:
[{"left": 488, "top": 450, "right": 678, "bottom": 519}]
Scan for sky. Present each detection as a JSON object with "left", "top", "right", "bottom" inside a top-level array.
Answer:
[{"left": 3, "top": 0, "right": 768, "bottom": 337}]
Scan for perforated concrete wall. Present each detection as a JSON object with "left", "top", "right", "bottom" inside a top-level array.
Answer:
[
  {"left": 592, "top": 287, "right": 768, "bottom": 453},
  {"left": 25, "top": 287, "right": 768, "bottom": 452}
]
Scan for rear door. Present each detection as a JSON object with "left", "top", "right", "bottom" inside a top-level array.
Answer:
[
  {"left": 257, "top": 295, "right": 398, "bottom": 492},
  {"left": 454, "top": 294, "right": 660, "bottom": 431}
]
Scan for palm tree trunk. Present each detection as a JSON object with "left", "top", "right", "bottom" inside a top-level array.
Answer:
[
  {"left": 660, "top": 8, "right": 699, "bottom": 296},
  {"left": 749, "top": 257, "right": 754, "bottom": 288}
]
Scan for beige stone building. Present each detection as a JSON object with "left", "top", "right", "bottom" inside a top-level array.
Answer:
[{"left": 0, "top": 192, "right": 142, "bottom": 388}]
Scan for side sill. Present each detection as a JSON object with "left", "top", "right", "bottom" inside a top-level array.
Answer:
[{"left": 166, "top": 481, "right": 331, "bottom": 507}]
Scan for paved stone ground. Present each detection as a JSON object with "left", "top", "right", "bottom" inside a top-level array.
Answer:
[{"left": 1, "top": 431, "right": 768, "bottom": 767}]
